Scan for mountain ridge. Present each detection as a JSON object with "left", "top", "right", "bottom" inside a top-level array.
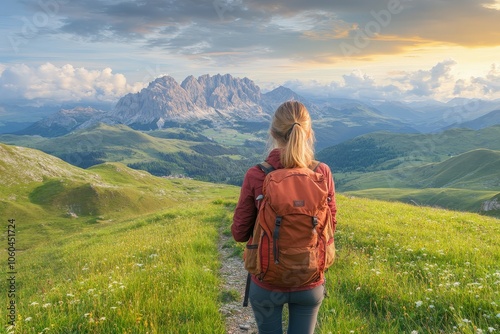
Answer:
[{"left": 101, "top": 74, "right": 272, "bottom": 128}]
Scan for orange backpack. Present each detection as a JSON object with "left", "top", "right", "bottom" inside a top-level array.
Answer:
[{"left": 243, "top": 161, "right": 336, "bottom": 289}]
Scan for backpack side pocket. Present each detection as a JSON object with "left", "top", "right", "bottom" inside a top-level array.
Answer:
[
  {"left": 325, "top": 237, "right": 335, "bottom": 269},
  {"left": 243, "top": 237, "right": 259, "bottom": 274}
]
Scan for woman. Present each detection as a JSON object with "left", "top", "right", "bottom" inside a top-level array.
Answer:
[{"left": 232, "top": 101, "right": 337, "bottom": 334}]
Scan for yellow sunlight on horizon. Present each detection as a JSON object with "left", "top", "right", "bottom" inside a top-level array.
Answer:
[{"left": 483, "top": 0, "right": 500, "bottom": 10}]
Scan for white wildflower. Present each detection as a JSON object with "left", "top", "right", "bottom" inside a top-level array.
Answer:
[
  {"left": 415, "top": 301, "right": 423, "bottom": 307},
  {"left": 25, "top": 317, "right": 33, "bottom": 322}
]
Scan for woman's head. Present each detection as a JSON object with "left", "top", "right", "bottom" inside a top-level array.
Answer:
[{"left": 269, "top": 101, "right": 315, "bottom": 168}]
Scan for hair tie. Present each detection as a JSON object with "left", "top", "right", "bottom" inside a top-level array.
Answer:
[{"left": 285, "top": 122, "right": 301, "bottom": 139}]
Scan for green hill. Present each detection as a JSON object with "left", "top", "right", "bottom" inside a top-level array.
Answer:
[
  {"left": 344, "top": 187, "right": 499, "bottom": 216},
  {"left": 35, "top": 123, "right": 197, "bottom": 162},
  {"left": 318, "top": 127, "right": 500, "bottom": 217},
  {"left": 0, "top": 143, "right": 238, "bottom": 247},
  {"left": 337, "top": 149, "right": 500, "bottom": 217},
  {"left": 338, "top": 149, "right": 500, "bottom": 190},
  {"left": 409, "top": 148, "right": 500, "bottom": 189},
  {"left": 0, "top": 123, "right": 262, "bottom": 184},
  {"left": 318, "top": 125, "right": 500, "bottom": 172}
]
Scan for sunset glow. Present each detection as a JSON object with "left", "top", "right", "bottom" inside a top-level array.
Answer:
[{"left": 1, "top": 0, "right": 499, "bottom": 104}]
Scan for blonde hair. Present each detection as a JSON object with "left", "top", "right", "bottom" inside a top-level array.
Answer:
[{"left": 269, "top": 101, "right": 315, "bottom": 168}]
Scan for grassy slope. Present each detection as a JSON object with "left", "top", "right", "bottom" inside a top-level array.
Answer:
[
  {"left": 0, "top": 123, "right": 197, "bottom": 165},
  {"left": 0, "top": 143, "right": 236, "bottom": 247},
  {"left": 2, "top": 200, "right": 239, "bottom": 333},
  {"left": 0, "top": 123, "right": 264, "bottom": 163},
  {"left": 0, "top": 124, "right": 264, "bottom": 183},
  {"left": 410, "top": 149, "right": 500, "bottom": 189},
  {"left": 318, "top": 196, "right": 500, "bottom": 333},
  {"left": 0, "top": 142, "right": 498, "bottom": 332},
  {"left": 318, "top": 125, "right": 500, "bottom": 173},
  {"left": 36, "top": 123, "right": 197, "bottom": 161},
  {"left": 344, "top": 188, "right": 498, "bottom": 214},
  {"left": 338, "top": 148, "right": 500, "bottom": 190},
  {"left": 365, "top": 125, "right": 500, "bottom": 161},
  {"left": 312, "top": 126, "right": 500, "bottom": 217},
  {"left": 226, "top": 196, "right": 500, "bottom": 333},
  {"left": 1, "top": 142, "right": 240, "bottom": 333},
  {"left": 339, "top": 149, "right": 500, "bottom": 217}
]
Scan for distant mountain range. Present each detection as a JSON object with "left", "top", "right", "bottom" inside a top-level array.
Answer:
[
  {"left": 10, "top": 73, "right": 500, "bottom": 144},
  {"left": 16, "top": 74, "right": 308, "bottom": 136}
]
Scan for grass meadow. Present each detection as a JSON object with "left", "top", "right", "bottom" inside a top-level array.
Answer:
[
  {"left": 226, "top": 195, "right": 500, "bottom": 334},
  {"left": 2, "top": 201, "right": 235, "bottom": 333},
  {"left": 2, "top": 191, "right": 499, "bottom": 333}
]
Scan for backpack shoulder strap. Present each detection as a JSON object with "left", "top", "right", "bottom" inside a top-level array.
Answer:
[
  {"left": 309, "top": 160, "right": 321, "bottom": 172},
  {"left": 259, "top": 161, "right": 321, "bottom": 173},
  {"left": 257, "top": 161, "right": 275, "bottom": 175}
]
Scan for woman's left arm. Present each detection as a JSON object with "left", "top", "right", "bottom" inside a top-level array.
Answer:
[{"left": 231, "top": 171, "right": 259, "bottom": 242}]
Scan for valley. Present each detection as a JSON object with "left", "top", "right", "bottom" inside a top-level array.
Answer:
[
  {"left": 1, "top": 73, "right": 499, "bottom": 331},
  {"left": 0, "top": 143, "right": 498, "bottom": 333}
]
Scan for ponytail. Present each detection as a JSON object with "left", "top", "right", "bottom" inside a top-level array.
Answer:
[{"left": 269, "top": 101, "right": 315, "bottom": 168}]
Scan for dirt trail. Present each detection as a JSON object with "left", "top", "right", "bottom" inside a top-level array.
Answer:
[{"left": 218, "top": 229, "right": 257, "bottom": 334}]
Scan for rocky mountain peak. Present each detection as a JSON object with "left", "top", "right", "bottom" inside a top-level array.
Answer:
[
  {"left": 20, "top": 74, "right": 316, "bottom": 134},
  {"left": 148, "top": 75, "right": 179, "bottom": 88},
  {"left": 109, "top": 73, "right": 269, "bottom": 127}
]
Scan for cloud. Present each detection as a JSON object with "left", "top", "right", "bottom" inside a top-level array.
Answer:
[
  {"left": 12, "top": 0, "right": 499, "bottom": 67},
  {"left": 396, "top": 59, "right": 457, "bottom": 97},
  {"left": 284, "top": 71, "right": 404, "bottom": 101},
  {"left": 1, "top": 60, "right": 499, "bottom": 107},
  {"left": 284, "top": 60, "right": 500, "bottom": 101},
  {"left": 454, "top": 64, "right": 500, "bottom": 98},
  {"left": 0, "top": 63, "right": 145, "bottom": 103}
]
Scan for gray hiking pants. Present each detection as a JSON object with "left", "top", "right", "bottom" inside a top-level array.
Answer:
[{"left": 249, "top": 280, "right": 325, "bottom": 334}]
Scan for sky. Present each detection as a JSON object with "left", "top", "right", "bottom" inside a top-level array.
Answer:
[{"left": 1, "top": 0, "right": 500, "bottom": 106}]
